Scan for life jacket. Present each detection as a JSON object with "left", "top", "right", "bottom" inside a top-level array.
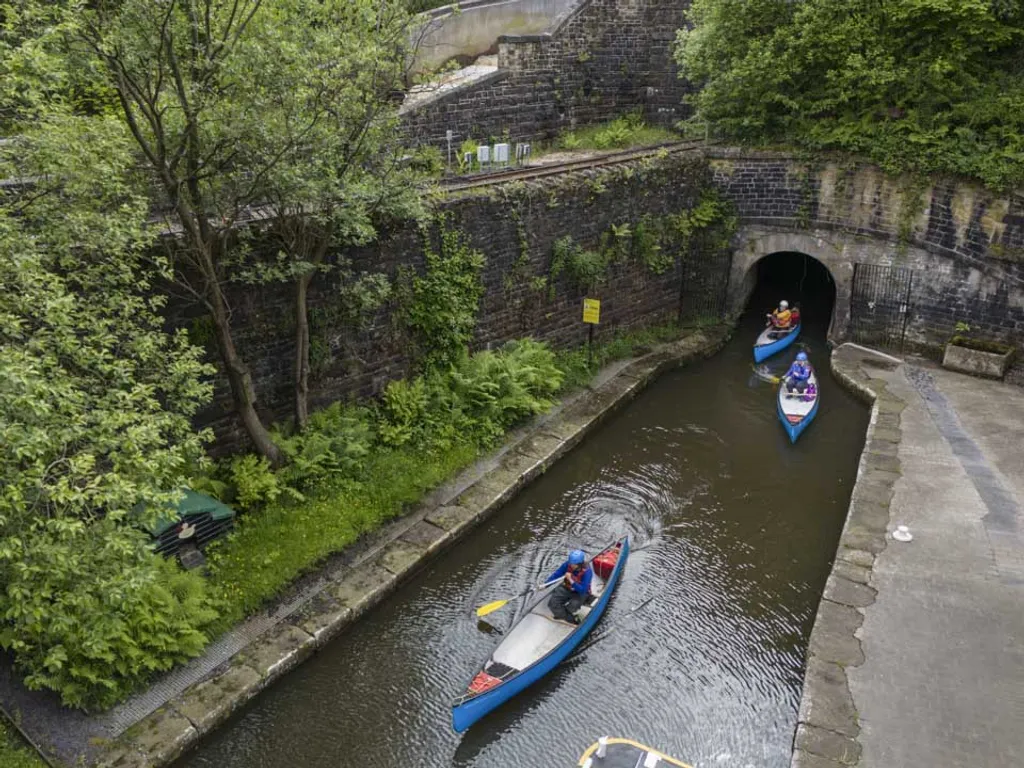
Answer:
[
  {"left": 564, "top": 565, "right": 589, "bottom": 590},
  {"left": 772, "top": 309, "right": 792, "bottom": 327}
]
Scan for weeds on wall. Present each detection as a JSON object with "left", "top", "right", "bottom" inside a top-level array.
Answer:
[
  {"left": 399, "top": 214, "right": 485, "bottom": 370},
  {"left": 547, "top": 192, "right": 737, "bottom": 293},
  {"left": 549, "top": 113, "right": 679, "bottom": 155}
]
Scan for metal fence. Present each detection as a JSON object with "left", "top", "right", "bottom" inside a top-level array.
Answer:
[
  {"left": 849, "top": 263, "right": 915, "bottom": 352},
  {"left": 678, "top": 249, "right": 731, "bottom": 324}
]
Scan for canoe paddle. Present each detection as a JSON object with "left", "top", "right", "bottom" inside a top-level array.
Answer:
[
  {"left": 752, "top": 363, "right": 782, "bottom": 384},
  {"left": 475, "top": 576, "right": 561, "bottom": 618},
  {"left": 474, "top": 538, "right": 625, "bottom": 619}
]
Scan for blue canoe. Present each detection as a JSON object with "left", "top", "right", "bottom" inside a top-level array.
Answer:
[
  {"left": 777, "top": 370, "right": 819, "bottom": 443},
  {"left": 754, "top": 323, "right": 801, "bottom": 363},
  {"left": 451, "top": 536, "right": 629, "bottom": 733}
]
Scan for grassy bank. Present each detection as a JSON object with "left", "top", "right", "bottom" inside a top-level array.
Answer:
[
  {"left": 0, "top": 721, "right": 44, "bottom": 768},
  {"left": 540, "top": 115, "right": 680, "bottom": 157},
  {"left": 206, "top": 440, "right": 479, "bottom": 627}
]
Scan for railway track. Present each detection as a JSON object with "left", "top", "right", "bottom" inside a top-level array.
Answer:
[{"left": 440, "top": 139, "right": 711, "bottom": 192}]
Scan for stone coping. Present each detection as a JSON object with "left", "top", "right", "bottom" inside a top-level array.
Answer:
[
  {"left": 90, "top": 325, "right": 731, "bottom": 768},
  {"left": 790, "top": 343, "right": 905, "bottom": 768}
]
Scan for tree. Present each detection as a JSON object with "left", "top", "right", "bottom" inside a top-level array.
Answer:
[
  {"left": 0, "top": 110, "right": 219, "bottom": 709},
  {"left": 676, "top": 0, "right": 1024, "bottom": 189},
  {"left": 64, "top": 0, "right": 429, "bottom": 454},
  {"left": 0, "top": 114, "right": 212, "bottom": 532},
  {"left": 244, "top": 0, "right": 425, "bottom": 429}
]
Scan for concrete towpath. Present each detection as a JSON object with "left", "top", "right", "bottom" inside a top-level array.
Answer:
[{"left": 794, "top": 344, "right": 1024, "bottom": 768}]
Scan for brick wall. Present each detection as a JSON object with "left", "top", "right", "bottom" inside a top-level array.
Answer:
[
  {"left": 191, "top": 151, "right": 716, "bottom": 450},
  {"left": 401, "top": 0, "right": 693, "bottom": 149}
]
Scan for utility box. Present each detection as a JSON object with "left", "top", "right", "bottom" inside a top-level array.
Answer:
[
  {"left": 493, "top": 143, "right": 510, "bottom": 165},
  {"left": 477, "top": 145, "right": 491, "bottom": 166}
]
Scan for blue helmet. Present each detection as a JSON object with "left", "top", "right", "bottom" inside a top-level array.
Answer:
[
  {"left": 568, "top": 549, "right": 586, "bottom": 565},
  {"left": 796, "top": 352, "right": 809, "bottom": 362}
]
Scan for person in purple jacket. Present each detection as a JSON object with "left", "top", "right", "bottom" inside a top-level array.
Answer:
[{"left": 547, "top": 549, "right": 592, "bottom": 625}]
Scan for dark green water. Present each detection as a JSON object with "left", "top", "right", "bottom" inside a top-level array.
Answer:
[{"left": 176, "top": 265, "right": 867, "bottom": 768}]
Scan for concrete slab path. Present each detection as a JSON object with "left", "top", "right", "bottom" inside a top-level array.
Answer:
[{"left": 836, "top": 353, "right": 1024, "bottom": 768}]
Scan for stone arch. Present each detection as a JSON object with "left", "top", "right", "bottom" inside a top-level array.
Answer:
[{"left": 728, "top": 229, "right": 852, "bottom": 340}]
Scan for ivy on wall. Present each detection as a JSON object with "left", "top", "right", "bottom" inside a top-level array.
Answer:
[
  {"left": 547, "top": 191, "right": 738, "bottom": 293},
  {"left": 399, "top": 214, "right": 486, "bottom": 370}
]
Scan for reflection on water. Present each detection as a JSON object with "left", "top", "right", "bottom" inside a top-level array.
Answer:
[{"left": 177, "top": 310, "right": 867, "bottom": 768}]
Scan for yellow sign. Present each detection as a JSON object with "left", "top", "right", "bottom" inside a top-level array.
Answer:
[{"left": 582, "top": 298, "right": 601, "bottom": 324}]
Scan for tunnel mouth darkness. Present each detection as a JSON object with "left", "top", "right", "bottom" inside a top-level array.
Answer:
[{"left": 748, "top": 251, "right": 838, "bottom": 339}]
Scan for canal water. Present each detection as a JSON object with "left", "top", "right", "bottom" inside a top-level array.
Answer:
[{"left": 177, "top": 256, "right": 868, "bottom": 768}]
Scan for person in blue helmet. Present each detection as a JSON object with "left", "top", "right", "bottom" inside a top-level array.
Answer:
[
  {"left": 784, "top": 351, "right": 813, "bottom": 396},
  {"left": 547, "top": 549, "right": 593, "bottom": 624}
]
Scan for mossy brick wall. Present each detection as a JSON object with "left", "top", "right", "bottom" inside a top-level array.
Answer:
[
  {"left": 190, "top": 152, "right": 717, "bottom": 450},
  {"left": 707, "top": 148, "right": 1024, "bottom": 352},
  {"left": 401, "top": 0, "right": 693, "bottom": 149}
]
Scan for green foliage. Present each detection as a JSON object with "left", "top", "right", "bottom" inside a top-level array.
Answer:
[
  {"left": 407, "top": 145, "right": 445, "bottom": 178},
  {"left": 552, "top": 114, "right": 678, "bottom": 153},
  {"left": 206, "top": 440, "right": 478, "bottom": 625},
  {"left": 550, "top": 235, "right": 613, "bottom": 292},
  {"left": 0, "top": 519, "right": 218, "bottom": 710},
  {"left": 458, "top": 139, "right": 480, "bottom": 172},
  {"left": 449, "top": 339, "right": 564, "bottom": 443},
  {"left": 633, "top": 217, "right": 673, "bottom": 274},
  {"left": 673, "top": 191, "right": 738, "bottom": 252},
  {"left": 677, "top": 0, "right": 1024, "bottom": 190},
  {"left": 377, "top": 379, "right": 431, "bottom": 447},
  {"left": 228, "top": 455, "right": 284, "bottom": 510},
  {"left": 205, "top": 338, "right": 564, "bottom": 621},
  {"left": 281, "top": 404, "right": 374, "bottom": 482},
  {"left": 0, "top": 720, "right": 44, "bottom": 768},
  {"left": 405, "top": 219, "right": 486, "bottom": 370}
]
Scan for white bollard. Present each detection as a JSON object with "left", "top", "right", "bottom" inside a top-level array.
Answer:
[{"left": 596, "top": 737, "right": 608, "bottom": 758}]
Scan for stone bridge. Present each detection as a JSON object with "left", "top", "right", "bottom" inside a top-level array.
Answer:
[{"left": 709, "top": 149, "right": 1024, "bottom": 353}]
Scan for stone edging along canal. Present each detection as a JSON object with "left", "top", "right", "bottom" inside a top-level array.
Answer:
[
  {"left": 93, "top": 325, "right": 732, "bottom": 768},
  {"left": 789, "top": 343, "right": 906, "bottom": 768}
]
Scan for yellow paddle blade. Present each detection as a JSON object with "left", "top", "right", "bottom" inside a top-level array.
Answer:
[{"left": 476, "top": 599, "right": 510, "bottom": 618}]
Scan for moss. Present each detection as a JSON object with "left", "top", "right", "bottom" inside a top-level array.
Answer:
[{"left": 949, "top": 336, "right": 1015, "bottom": 355}]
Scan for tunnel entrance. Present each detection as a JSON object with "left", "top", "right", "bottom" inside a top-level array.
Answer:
[{"left": 745, "top": 251, "right": 837, "bottom": 339}]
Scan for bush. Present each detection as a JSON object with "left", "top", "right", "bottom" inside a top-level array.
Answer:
[
  {"left": 377, "top": 378, "right": 431, "bottom": 447},
  {"left": 450, "top": 339, "right": 563, "bottom": 442},
  {"left": 229, "top": 454, "right": 282, "bottom": 510},
  {"left": 0, "top": 519, "right": 218, "bottom": 710},
  {"left": 276, "top": 404, "right": 374, "bottom": 490}
]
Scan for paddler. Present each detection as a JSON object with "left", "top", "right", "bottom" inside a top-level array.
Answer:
[
  {"left": 766, "top": 300, "right": 793, "bottom": 337},
  {"left": 784, "top": 351, "right": 813, "bottom": 397},
  {"left": 547, "top": 549, "right": 592, "bottom": 625}
]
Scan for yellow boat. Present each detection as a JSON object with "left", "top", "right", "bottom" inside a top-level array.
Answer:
[{"left": 578, "top": 737, "right": 693, "bottom": 767}]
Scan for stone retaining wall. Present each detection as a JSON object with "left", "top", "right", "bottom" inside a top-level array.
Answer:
[
  {"left": 188, "top": 149, "right": 721, "bottom": 450},
  {"left": 401, "top": 0, "right": 692, "bottom": 148},
  {"left": 94, "top": 326, "right": 731, "bottom": 768},
  {"left": 789, "top": 343, "right": 905, "bottom": 768}
]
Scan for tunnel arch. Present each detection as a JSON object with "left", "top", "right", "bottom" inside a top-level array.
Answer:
[{"left": 727, "top": 230, "right": 854, "bottom": 340}]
